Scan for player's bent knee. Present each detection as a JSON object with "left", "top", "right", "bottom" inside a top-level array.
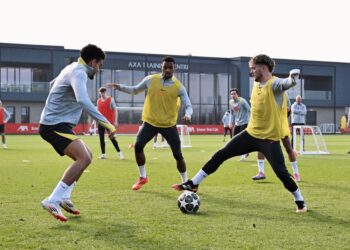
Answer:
[
  {"left": 82, "top": 155, "right": 92, "bottom": 166},
  {"left": 173, "top": 153, "right": 184, "bottom": 161},
  {"left": 134, "top": 142, "right": 145, "bottom": 153}
]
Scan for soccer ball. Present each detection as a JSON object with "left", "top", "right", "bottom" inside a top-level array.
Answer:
[{"left": 177, "top": 191, "right": 200, "bottom": 213}]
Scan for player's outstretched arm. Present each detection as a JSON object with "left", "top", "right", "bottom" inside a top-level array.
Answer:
[
  {"left": 272, "top": 69, "right": 300, "bottom": 91},
  {"left": 107, "top": 83, "right": 121, "bottom": 90},
  {"left": 107, "top": 76, "right": 150, "bottom": 95}
]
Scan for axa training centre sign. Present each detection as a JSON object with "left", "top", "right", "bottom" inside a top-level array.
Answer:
[{"left": 128, "top": 61, "right": 189, "bottom": 70}]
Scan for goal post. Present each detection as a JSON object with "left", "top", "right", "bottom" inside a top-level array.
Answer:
[
  {"left": 292, "top": 125, "right": 329, "bottom": 155},
  {"left": 177, "top": 124, "right": 192, "bottom": 148}
]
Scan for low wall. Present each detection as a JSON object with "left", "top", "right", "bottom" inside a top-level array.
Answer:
[{"left": 4, "top": 123, "right": 225, "bottom": 135}]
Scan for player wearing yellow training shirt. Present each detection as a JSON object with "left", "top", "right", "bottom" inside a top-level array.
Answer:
[
  {"left": 109, "top": 56, "right": 192, "bottom": 191},
  {"left": 254, "top": 92, "right": 301, "bottom": 182},
  {"left": 173, "top": 54, "right": 307, "bottom": 213}
]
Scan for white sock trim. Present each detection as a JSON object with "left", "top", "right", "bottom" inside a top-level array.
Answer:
[
  {"left": 257, "top": 160, "right": 265, "bottom": 173},
  {"left": 180, "top": 171, "right": 188, "bottom": 182},
  {"left": 62, "top": 181, "right": 76, "bottom": 200},
  {"left": 192, "top": 169, "right": 208, "bottom": 185},
  {"left": 291, "top": 161, "right": 299, "bottom": 173},
  {"left": 48, "top": 181, "right": 69, "bottom": 203},
  {"left": 292, "top": 188, "right": 304, "bottom": 201},
  {"left": 138, "top": 165, "right": 146, "bottom": 178}
]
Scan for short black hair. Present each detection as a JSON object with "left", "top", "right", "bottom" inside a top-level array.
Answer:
[
  {"left": 99, "top": 87, "right": 107, "bottom": 93},
  {"left": 162, "top": 56, "right": 175, "bottom": 64},
  {"left": 249, "top": 54, "right": 275, "bottom": 73},
  {"left": 80, "top": 44, "right": 105, "bottom": 64},
  {"left": 229, "top": 88, "right": 239, "bottom": 95}
]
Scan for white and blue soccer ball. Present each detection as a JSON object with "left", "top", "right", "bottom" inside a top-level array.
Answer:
[{"left": 177, "top": 191, "right": 200, "bottom": 213}]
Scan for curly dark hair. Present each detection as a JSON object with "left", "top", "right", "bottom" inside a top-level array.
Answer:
[{"left": 249, "top": 54, "right": 275, "bottom": 73}]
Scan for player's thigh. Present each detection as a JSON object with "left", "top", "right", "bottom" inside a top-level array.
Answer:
[
  {"left": 259, "top": 140, "right": 286, "bottom": 173},
  {"left": 160, "top": 126, "right": 181, "bottom": 152},
  {"left": 221, "top": 130, "right": 257, "bottom": 158},
  {"left": 64, "top": 139, "right": 92, "bottom": 162},
  {"left": 135, "top": 122, "right": 158, "bottom": 147}
]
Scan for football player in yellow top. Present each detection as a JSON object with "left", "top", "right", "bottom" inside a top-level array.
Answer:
[
  {"left": 173, "top": 54, "right": 307, "bottom": 213},
  {"left": 253, "top": 92, "right": 301, "bottom": 182},
  {"left": 108, "top": 56, "right": 192, "bottom": 191}
]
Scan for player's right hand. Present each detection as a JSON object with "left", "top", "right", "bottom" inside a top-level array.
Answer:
[
  {"left": 182, "top": 115, "right": 191, "bottom": 123},
  {"left": 107, "top": 83, "right": 120, "bottom": 90},
  {"left": 108, "top": 129, "right": 117, "bottom": 139}
]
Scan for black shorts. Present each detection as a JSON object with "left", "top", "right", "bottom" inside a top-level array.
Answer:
[
  {"left": 233, "top": 123, "right": 248, "bottom": 136},
  {"left": 0, "top": 124, "right": 4, "bottom": 133},
  {"left": 135, "top": 122, "right": 183, "bottom": 161},
  {"left": 39, "top": 123, "right": 79, "bottom": 156}
]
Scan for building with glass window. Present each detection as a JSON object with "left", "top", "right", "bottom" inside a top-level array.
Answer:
[{"left": 1, "top": 42, "right": 349, "bottom": 130}]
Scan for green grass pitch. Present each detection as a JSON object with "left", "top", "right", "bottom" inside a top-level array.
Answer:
[{"left": 0, "top": 134, "right": 349, "bottom": 249}]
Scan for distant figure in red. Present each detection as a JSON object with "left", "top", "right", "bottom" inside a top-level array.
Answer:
[{"left": 97, "top": 87, "right": 124, "bottom": 160}]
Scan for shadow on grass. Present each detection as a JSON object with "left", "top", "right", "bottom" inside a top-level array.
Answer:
[
  {"left": 49, "top": 217, "right": 195, "bottom": 249},
  {"left": 138, "top": 189, "right": 175, "bottom": 201},
  {"left": 306, "top": 210, "right": 350, "bottom": 229},
  {"left": 252, "top": 181, "right": 274, "bottom": 184},
  {"left": 307, "top": 182, "right": 350, "bottom": 193}
]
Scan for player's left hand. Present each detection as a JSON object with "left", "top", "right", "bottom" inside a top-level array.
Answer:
[{"left": 289, "top": 69, "right": 300, "bottom": 80}]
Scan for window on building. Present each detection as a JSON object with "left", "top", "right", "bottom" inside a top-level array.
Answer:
[
  {"left": 0, "top": 67, "right": 8, "bottom": 92},
  {"left": 21, "top": 106, "right": 30, "bottom": 123},
  {"left": 133, "top": 70, "right": 146, "bottom": 104},
  {"left": 6, "top": 106, "right": 15, "bottom": 123},
  {"left": 216, "top": 73, "right": 229, "bottom": 105},
  {"left": 303, "top": 75, "right": 333, "bottom": 100},
  {"left": 189, "top": 73, "right": 200, "bottom": 104},
  {"left": 114, "top": 70, "right": 132, "bottom": 103},
  {"left": 20, "top": 68, "right": 31, "bottom": 92},
  {"left": 0, "top": 66, "right": 50, "bottom": 93},
  {"left": 101, "top": 69, "right": 112, "bottom": 86},
  {"left": 199, "top": 104, "right": 215, "bottom": 124},
  {"left": 200, "top": 73, "right": 214, "bottom": 105},
  {"left": 99, "top": 69, "right": 113, "bottom": 100},
  {"left": 174, "top": 72, "right": 189, "bottom": 91}
]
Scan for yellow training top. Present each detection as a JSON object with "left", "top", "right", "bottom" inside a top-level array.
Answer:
[
  {"left": 281, "top": 92, "right": 291, "bottom": 137},
  {"left": 246, "top": 76, "right": 283, "bottom": 141},
  {"left": 142, "top": 74, "right": 181, "bottom": 127}
]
